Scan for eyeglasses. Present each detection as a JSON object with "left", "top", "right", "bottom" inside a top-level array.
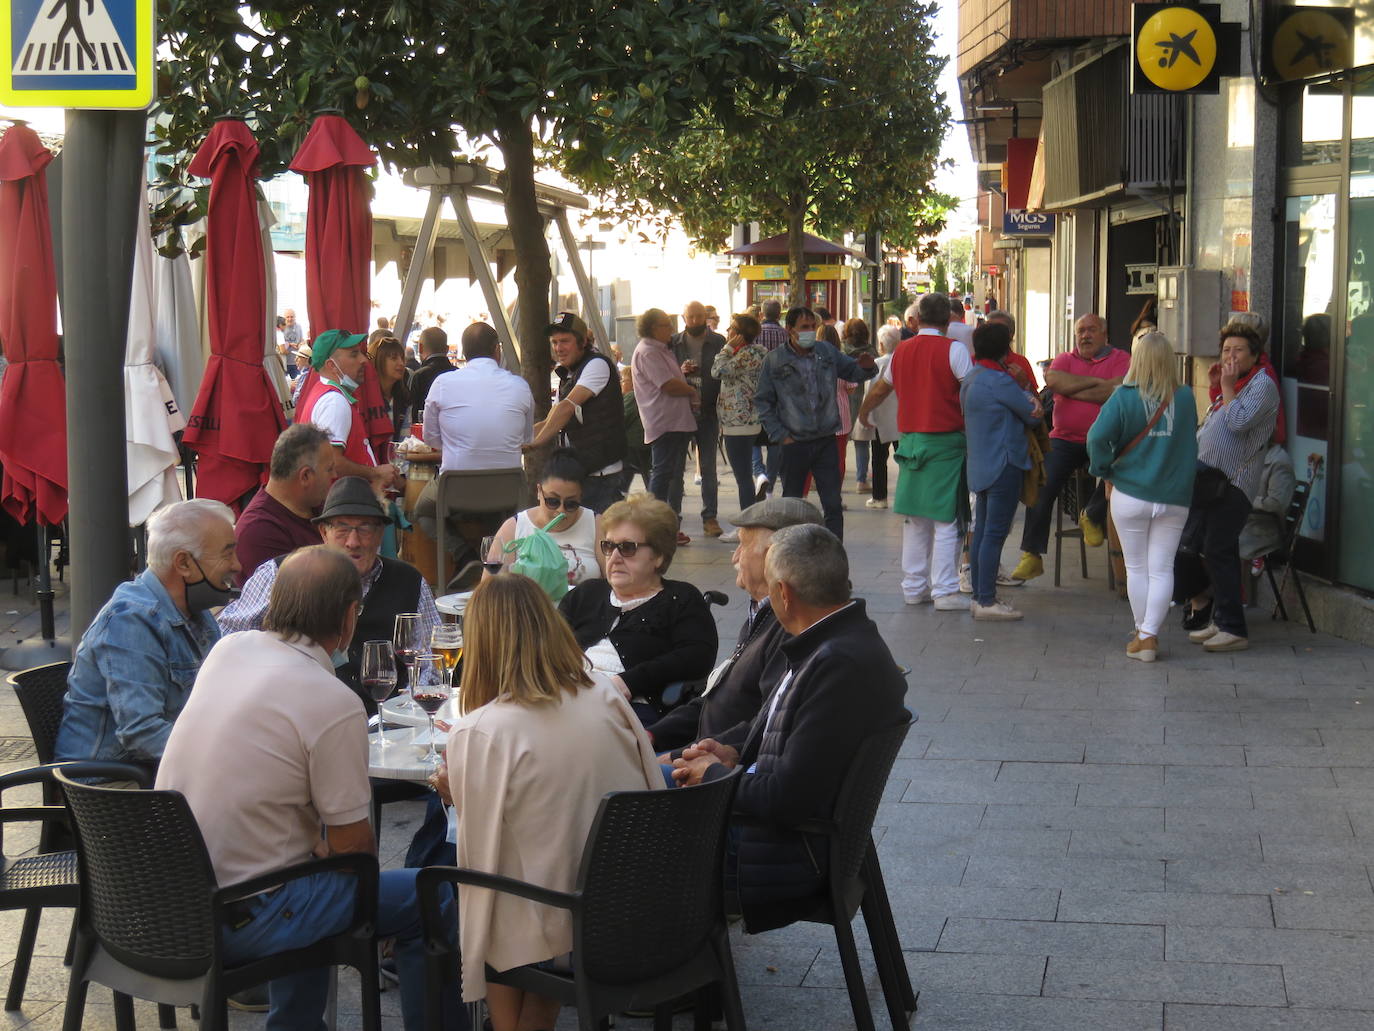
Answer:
[
  {"left": 599, "top": 539, "right": 649, "bottom": 557},
  {"left": 541, "top": 494, "right": 582, "bottom": 511},
  {"left": 327, "top": 521, "right": 383, "bottom": 540}
]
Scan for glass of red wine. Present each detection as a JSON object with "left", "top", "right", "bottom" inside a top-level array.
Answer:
[
  {"left": 360, "top": 640, "right": 396, "bottom": 749},
  {"left": 410, "top": 654, "right": 449, "bottom": 770},
  {"left": 392, "top": 613, "right": 421, "bottom": 712},
  {"left": 480, "top": 535, "right": 504, "bottom": 576}
]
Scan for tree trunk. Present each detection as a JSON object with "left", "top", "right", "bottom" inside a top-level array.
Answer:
[
  {"left": 495, "top": 115, "right": 554, "bottom": 423},
  {"left": 787, "top": 198, "right": 807, "bottom": 308}
]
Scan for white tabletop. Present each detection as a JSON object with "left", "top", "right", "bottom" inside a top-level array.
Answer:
[
  {"left": 368, "top": 726, "right": 445, "bottom": 782},
  {"left": 380, "top": 695, "right": 458, "bottom": 728}
]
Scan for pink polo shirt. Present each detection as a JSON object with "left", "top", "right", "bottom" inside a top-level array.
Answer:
[
  {"left": 1049, "top": 346, "right": 1130, "bottom": 443},
  {"left": 631, "top": 337, "right": 697, "bottom": 444}
]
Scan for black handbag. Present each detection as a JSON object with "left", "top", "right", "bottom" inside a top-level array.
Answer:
[{"left": 1191, "top": 463, "right": 1231, "bottom": 508}]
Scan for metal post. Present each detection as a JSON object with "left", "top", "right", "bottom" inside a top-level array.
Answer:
[
  {"left": 448, "top": 188, "right": 521, "bottom": 371},
  {"left": 554, "top": 210, "right": 611, "bottom": 354},
  {"left": 63, "top": 110, "right": 140, "bottom": 641},
  {"left": 394, "top": 187, "right": 444, "bottom": 341}
]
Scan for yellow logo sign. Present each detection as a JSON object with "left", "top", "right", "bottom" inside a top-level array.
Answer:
[
  {"left": 1136, "top": 6, "right": 1218, "bottom": 92},
  {"left": 1270, "top": 9, "right": 1352, "bottom": 82}
]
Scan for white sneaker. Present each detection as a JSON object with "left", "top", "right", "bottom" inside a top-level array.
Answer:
[
  {"left": 958, "top": 565, "right": 973, "bottom": 594},
  {"left": 904, "top": 592, "right": 931, "bottom": 606},
  {"left": 972, "top": 599, "right": 1023, "bottom": 621},
  {"left": 865, "top": 498, "right": 888, "bottom": 509},
  {"left": 718, "top": 530, "right": 740, "bottom": 543},
  {"left": 694, "top": 473, "right": 703, "bottom": 485},
  {"left": 933, "top": 594, "right": 971, "bottom": 611},
  {"left": 996, "top": 566, "right": 1020, "bottom": 587}
]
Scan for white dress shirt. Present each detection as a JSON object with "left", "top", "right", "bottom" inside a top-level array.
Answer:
[{"left": 423, "top": 357, "right": 535, "bottom": 472}]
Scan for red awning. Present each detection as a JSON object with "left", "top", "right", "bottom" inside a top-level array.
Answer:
[
  {"left": 183, "top": 119, "right": 288, "bottom": 508},
  {"left": 290, "top": 115, "right": 392, "bottom": 454},
  {"left": 0, "top": 125, "right": 68, "bottom": 525}
]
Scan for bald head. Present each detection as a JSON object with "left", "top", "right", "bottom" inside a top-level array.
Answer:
[
  {"left": 683, "top": 300, "right": 708, "bottom": 335},
  {"left": 264, "top": 546, "right": 362, "bottom": 647}
]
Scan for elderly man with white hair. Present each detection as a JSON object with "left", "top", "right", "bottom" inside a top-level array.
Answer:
[{"left": 54, "top": 499, "right": 241, "bottom": 768}]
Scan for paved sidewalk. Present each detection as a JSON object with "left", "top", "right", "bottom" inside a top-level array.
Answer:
[{"left": 3, "top": 477, "right": 1374, "bottom": 1030}]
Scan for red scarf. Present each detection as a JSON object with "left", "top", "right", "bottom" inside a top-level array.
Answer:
[{"left": 1207, "top": 353, "right": 1285, "bottom": 443}]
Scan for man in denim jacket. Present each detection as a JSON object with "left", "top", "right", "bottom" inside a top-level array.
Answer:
[
  {"left": 54, "top": 499, "right": 240, "bottom": 769},
  {"left": 754, "top": 306, "right": 876, "bottom": 539}
]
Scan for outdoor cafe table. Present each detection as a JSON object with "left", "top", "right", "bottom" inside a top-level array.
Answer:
[{"left": 368, "top": 724, "right": 445, "bottom": 782}]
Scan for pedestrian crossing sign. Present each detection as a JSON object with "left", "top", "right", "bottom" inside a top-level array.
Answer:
[{"left": 0, "top": 0, "right": 154, "bottom": 108}]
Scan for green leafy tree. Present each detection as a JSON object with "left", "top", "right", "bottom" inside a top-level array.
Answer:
[
  {"left": 152, "top": 0, "right": 807, "bottom": 412},
  {"left": 579, "top": 0, "right": 955, "bottom": 305},
  {"left": 943, "top": 236, "right": 974, "bottom": 294},
  {"left": 930, "top": 256, "right": 949, "bottom": 295}
]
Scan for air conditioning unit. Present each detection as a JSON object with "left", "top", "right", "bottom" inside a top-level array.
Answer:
[{"left": 1155, "top": 267, "right": 1224, "bottom": 356}]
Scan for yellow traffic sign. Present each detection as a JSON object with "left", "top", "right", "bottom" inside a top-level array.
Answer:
[
  {"left": 1136, "top": 6, "right": 1218, "bottom": 92},
  {"left": 1, "top": 0, "right": 154, "bottom": 109}
]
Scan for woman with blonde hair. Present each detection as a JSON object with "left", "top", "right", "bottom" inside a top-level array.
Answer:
[
  {"left": 445, "top": 574, "right": 662, "bottom": 1029},
  {"left": 1087, "top": 331, "right": 1198, "bottom": 661}
]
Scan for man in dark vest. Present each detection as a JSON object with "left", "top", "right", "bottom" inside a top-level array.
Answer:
[
  {"left": 527, "top": 311, "right": 627, "bottom": 514},
  {"left": 218, "top": 476, "right": 441, "bottom": 714}
]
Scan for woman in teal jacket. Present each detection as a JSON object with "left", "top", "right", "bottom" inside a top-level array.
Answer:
[{"left": 1087, "top": 332, "right": 1198, "bottom": 662}]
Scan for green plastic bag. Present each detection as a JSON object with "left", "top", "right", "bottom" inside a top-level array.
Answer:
[{"left": 509, "top": 513, "right": 571, "bottom": 601}]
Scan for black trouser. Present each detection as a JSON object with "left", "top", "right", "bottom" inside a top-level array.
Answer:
[
  {"left": 1173, "top": 483, "right": 1251, "bottom": 638},
  {"left": 870, "top": 436, "right": 891, "bottom": 501},
  {"left": 1019, "top": 437, "right": 1106, "bottom": 555}
]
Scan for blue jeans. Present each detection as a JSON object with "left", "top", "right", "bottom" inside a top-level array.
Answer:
[
  {"left": 220, "top": 868, "right": 464, "bottom": 1031},
  {"left": 751, "top": 444, "right": 781, "bottom": 483},
  {"left": 971, "top": 463, "right": 1023, "bottom": 605},
  {"left": 579, "top": 473, "right": 624, "bottom": 517},
  {"left": 723, "top": 434, "right": 757, "bottom": 512},
  {"left": 649, "top": 430, "right": 691, "bottom": 517},
  {"left": 691, "top": 414, "right": 719, "bottom": 520},
  {"left": 1019, "top": 438, "right": 1107, "bottom": 556},
  {"left": 854, "top": 439, "right": 870, "bottom": 485},
  {"left": 780, "top": 437, "right": 843, "bottom": 539}
]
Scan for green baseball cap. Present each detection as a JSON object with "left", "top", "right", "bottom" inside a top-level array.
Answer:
[{"left": 310, "top": 329, "right": 367, "bottom": 371}]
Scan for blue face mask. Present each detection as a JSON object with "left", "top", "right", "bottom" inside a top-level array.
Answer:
[{"left": 795, "top": 330, "right": 818, "bottom": 350}]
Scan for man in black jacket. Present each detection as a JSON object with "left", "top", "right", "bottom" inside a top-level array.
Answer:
[
  {"left": 672, "top": 301, "right": 726, "bottom": 536},
  {"left": 673, "top": 524, "right": 907, "bottom": 932},
  {"left": 646, "top": 496, "right": 823, "bottom": 753},
  {"left": 407, "top": 326, "right": 454, "bottom": 424}
]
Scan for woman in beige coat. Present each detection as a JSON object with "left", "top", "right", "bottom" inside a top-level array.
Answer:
[{"left": 445, "top": 574, "right": 662, "bottom": 1030}]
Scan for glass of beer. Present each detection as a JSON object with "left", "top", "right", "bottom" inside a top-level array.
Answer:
[{"left": 430, "top": 623, "right": 463, "bottom": 688}]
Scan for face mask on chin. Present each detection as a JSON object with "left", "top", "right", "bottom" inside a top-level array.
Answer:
[
  {"left": 184, "top": 557, "right": 241, "bottom": 614},
  {"left": 795, "top": 330, "right": 818, "bottom": 350},
  {"left": 328, "top": 357, "right": 360, "bottom": 392}
]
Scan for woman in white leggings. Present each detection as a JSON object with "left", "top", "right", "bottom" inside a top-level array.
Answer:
[{"left": 1086, "top": 333, "right": 1198, "bottom": 661}]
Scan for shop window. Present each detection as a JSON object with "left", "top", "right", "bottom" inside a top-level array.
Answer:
[
  {"left": 1335, "top": 176, "right": 1374, "bottom": 591},
  {"left": 1280, "top": 84, "right": 1345, "bottom": 166}
]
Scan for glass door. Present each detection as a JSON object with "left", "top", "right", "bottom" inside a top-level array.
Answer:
[{"left": 1334, "top": 181, "right": 1374, "bottom": 590}]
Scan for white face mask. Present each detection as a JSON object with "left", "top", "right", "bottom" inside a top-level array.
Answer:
[
  {"left": 329, "top": 357, "right": 359, "bottom": 392},
  {"left": 795, "top": 330, "right": 818, "bottom": 350}
]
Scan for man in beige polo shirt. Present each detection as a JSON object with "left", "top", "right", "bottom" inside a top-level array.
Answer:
[{"left": 157, "top": 547, "right": 462, "bottom": 1031}]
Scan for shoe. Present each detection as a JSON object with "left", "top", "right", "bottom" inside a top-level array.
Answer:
[
  {"left": 694, "top": 473, "right": 703, "bottom": 485},
  {"left": 857, "top": 481, "right": 871, "bottom": 493},
  {"left": 1188, "top": 622, "right": 1220, "bottom": 644},
  {"left": 753, "top": 474, "right": 772, "bottom": 502},
  {"left": 1010, "top": 552, "right": 1044, "bottom": 581},
  {"left": 676, "top": 531, "right": 692, "bottom": 546},
  {"left": 904, "top": 592, "right": 931, "bottom": 606},
  {"left": 958, "top": 565, "right": 973, "bottom": 594},
  {"left": 972, "top": 599, "right": 1023, "bottom": 621},
  {"left": 379, "top": 956, "right": 400, "bottom": 986},
  {"left": 996, "top": 566, "right": 1020, "bottom": 587},
  {"left": 1203, "top": 630, "right": 1249, "bottom": 652},
  {"left": 1080, "top": 511, "right": 1105, "bottom": 547},
  {"left": 1127, "top": 634, "right": 1158, "bottom": 662},
  {"left": 1181, "top": 601, "right": 1213, "bottom": 631},
  {"left": 933, "top": 594, "right": 971, "bottom": 611},
  {"left": 864, "top": 497, "right": 888, "bottom": 509},
  {"left": 718, "top": 530, "right": 739, "bottom": 543},
  {"left": 228, "top": 986, "right": 270, "bottom": 1012},
  {"left": 703, "top": 517, "right": 723, "bottom": 537}
]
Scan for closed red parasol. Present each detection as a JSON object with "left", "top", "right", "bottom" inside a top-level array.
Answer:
[
  {"left": 289, "top": 114, "right": 392, "bottom": 454},
  {"left": 183, "top": 119, "right": 287, "bottom": 508},
  {"left": 0, "top": 124, "right": 68, "bottom": 525}
]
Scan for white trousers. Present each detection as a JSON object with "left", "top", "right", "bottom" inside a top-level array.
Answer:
[
  {"left": 902, "top": 517, "right": 961, "bottom": 599},
  {"left": 1110, "top": 488, "right": 1189, "bottom": 638}
]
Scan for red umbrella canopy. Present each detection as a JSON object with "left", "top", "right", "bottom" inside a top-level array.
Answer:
[
  {"left": 184, "top": 119, "right": 287, "bottom": 508},
  {"left": 0, "top": 125, "right": 68, "bottom": 525},
  {"left": 290, "top": 115, "right": 392, "bottom": 454}
]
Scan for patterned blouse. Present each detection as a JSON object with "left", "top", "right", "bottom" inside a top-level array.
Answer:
[{"left": 711, "top": 342, "right": 767, "bottom": 431}]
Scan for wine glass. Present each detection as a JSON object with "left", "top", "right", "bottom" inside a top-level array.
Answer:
[
  {"left": 360, "top": 640, "right": 396, "bottom": 749},
  {"left": 410, "top": 654, "right": 449, "bottom": 770},
  {"left": 430, "top": 623, "right": 463, "bottom": 688},
  {"left": 480, "top": 535, "right": 504, "bottom": 576},
  {"left": 392, "top": 613, "right": 421, "bottom": 712}
]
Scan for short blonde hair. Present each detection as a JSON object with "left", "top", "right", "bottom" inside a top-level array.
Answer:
[
  {"left": 599, "top": 494, "right": 678, "bottom": 573},
  {"left": 1124, "top": 331, "right": 1179, "bottom": 404},
  {"left": 459, "top": 574, "right": 591, "bottom": 714}
]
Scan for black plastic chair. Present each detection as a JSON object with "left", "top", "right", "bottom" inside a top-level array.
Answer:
[
  {"left": 8, "top": 661, "right": 72, "bottom": 766},
  {"left": 53, "top": 770, "right": 382, "bottom": 1031},
  {"left": 1259, "top": 479, "right": 1316, "bottom": 633},
  {"left": 1, "top": 761, "right": 151, "bottom": 1013},
  {"left": 758, "top": 715, "right": 916, "bottom": 1031},
  {"left": 417, "top": 771, "right": 745, "bottom": 1031},
  {"left": 655, "top": 590, "right": 730, "bottom": 716}
]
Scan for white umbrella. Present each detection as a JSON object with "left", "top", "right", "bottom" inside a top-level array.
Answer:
[
  {"left": 125, "top": 178, "right": 186, "bottom": 525},
  {"left": 257, "top": 185, "right": 294, "bottom": 420},
  {"left": 153, "top": 231, "right": 205, "bottom": 421}
]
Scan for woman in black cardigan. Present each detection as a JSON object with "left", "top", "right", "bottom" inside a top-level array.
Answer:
[{"left": 558, "top": 495, "right": 717, "bottom": 722}]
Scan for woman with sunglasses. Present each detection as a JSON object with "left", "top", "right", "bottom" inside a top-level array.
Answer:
[
  {"left": 558, "top": 494, "right": 718, "bottom": 724},
  {"left": 485, "top": 448, "right": 602, "bottom": 586}
]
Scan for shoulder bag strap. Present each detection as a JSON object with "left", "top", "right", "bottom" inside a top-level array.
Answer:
[{"left": 1115, "top": 396, "right": 1168, "bottom": 462}]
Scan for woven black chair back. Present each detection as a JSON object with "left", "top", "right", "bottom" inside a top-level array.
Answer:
[
  {"left": 829, "top": 715, "right": 912, "bottom": 887},
  {"left": 55, "top": 773, "right": 218, "bottom": 980},
  {"left": 1278, "top": 480, "right": 1312, "bottom": 562},
  {"left": 575, "top": 772, "right": 737, "bottom": 986},
  {"left": 9, "top": 662, "right": 71, "bottom": 764}
]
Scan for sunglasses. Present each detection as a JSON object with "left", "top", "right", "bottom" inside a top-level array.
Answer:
[
  {"left": 541, "top": 494, "right": 582, "bottom": 511},
  {"left": 599, "top": 539, "right": 649, "bottom": 557}
]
